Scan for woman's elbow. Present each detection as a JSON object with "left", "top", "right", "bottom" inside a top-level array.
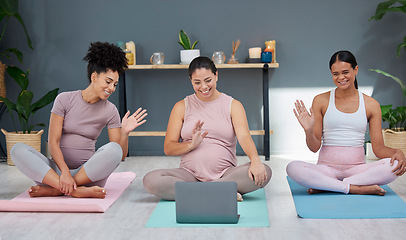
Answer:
[{"left": 163, "top": 144, "right": 172, "bottom": 156}]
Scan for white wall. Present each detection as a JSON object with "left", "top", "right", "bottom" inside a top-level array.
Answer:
[{"left": 269, "top": 86, "right": 374, "bottom": 159}]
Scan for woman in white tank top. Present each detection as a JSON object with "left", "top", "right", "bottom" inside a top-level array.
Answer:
[{"left": 286, "top": 50, "right": 405, "bottom": 195}]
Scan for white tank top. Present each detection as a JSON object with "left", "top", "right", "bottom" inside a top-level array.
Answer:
[{"left": 322, "top": 89, "right": 367, "bottom": 147}]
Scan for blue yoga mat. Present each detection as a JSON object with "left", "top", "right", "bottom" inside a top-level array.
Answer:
[
  {"left": 287, "top": 176, "right": 406, "bottom": 219},
  {"left": 146, "top": 188, "right": 269, "bottom": 227}
]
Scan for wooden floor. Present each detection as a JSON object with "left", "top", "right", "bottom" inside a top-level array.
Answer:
[{"left": 1, "top": 155, "right": 406, "bottom": 240}]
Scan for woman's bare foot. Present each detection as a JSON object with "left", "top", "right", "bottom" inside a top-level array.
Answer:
[
  {"left": 71, "top": 186, "right": 107, "bottom": 199},
  {"left": 28, "top": 185, "right": 64, "bottom": 197},
  {"left": 237, "top": 192, "right": 243, "bottom": 202},
  {"left": 307, "top": 188, "right": 327, "bottom": 194},
  {"left": 349, "top": 185, "right": 386, "bottom": 196}
]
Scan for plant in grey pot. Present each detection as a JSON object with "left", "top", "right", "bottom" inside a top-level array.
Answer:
[{"left": 178, "top": 30, "right": 200, "bottom": 64}]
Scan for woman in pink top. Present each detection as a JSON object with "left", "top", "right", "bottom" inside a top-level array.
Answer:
[
  {"left": 11, "top": 42, "right": 147, "bottom": 198},
  {"left": 287, "top": 50, "right": 405, "bottom": 195},
  {"left": 143, "top": 57, "right": 272, "bottom": 200}
]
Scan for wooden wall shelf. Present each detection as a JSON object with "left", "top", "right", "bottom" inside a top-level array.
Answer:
[
  {"left": 128, "top": 63, "right": 279, "bottom": 70},
  {"left": 119, "top": 63, "right": 279, "bottom": 160}
]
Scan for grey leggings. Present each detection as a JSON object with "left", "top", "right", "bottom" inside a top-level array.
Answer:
[
  {"left": 10, "top": 142, "right": 122, "bottom": 187},
  {"left": 143, "top": 162, "right": 272, "bottom": 200}
]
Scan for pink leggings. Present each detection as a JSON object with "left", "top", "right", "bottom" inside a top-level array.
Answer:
[
  {"left": 143, "top": 162, "right": 272, "bottom": 200},
  {"left": 286, "top": 146, "right": 398, "bottom": 194}
]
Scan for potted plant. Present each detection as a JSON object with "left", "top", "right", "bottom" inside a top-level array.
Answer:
[
  {"left": 178, "top": 30, "right": 200, "bottom": 64},
  {"left": 0, "top": 0, "right": 33, "bottom": 100},
  {"left": 0, "top": 66, "right": 59, "bottom": 165},
  {"left": 369, "top": 1, "right": 406, "bottom": 155},
  {"left": 368, "top": 69, "right": 406, "bottom": 154}
]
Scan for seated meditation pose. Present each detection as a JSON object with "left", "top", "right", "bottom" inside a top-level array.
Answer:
[
  {"left": 286, "top": 50, "right": 406, "bottom": 195},
  {"left": 143, "top": 56, "right": 272, "bottom": 201},
  {"left": 11, "top": 42, "right": 147, "bottom": 198}
]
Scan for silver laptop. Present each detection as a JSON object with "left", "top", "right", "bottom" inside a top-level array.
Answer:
[{"left": 175, "top": 182, "right": 239, "bottom": 224}]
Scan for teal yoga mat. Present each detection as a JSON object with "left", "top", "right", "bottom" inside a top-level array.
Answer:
[
  {"left": 145, "top": 188, "right": 269, "bottom": 227},
  {"left": 287, "top": 176, "right": 406, "bottom": 219}
]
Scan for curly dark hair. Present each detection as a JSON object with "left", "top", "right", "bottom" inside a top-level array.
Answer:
[{"left": 83, "top": 41, "right": 128, "bottom": 83}]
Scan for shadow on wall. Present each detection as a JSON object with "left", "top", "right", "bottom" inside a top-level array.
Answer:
[{"left": 360, "top": 13, "right": 406, "bottom": 107}]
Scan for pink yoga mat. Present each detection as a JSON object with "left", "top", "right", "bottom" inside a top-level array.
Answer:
[{"left": 0, "top": 171, "right": 135, "bottom": 213}]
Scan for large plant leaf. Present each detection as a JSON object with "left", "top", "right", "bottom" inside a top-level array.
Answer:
[
  {"left": 0, "top": 0, "right": 33, "bottom": 50},
  {"left": 31, "top": 88, "right": 59, "bottom": 113},
  {"left": 369, "top": 69, "right": 406, "bottom": 101},
  {"left": 6, "top": 65, "right": 28, "bottom": 90},
  {"left": 17, "top": 89, "right": 33, "bottom": 120},
  {"left": 0, "top": 95, "right": 16, "bottom": 111},
  {"left": 381, "top": 104, "right": 393, "bottom": 116},
  {"left": 179, "top": 30, "right": 191, "bottom": 50},
  {"left": 381, "top": 105, "right": 392, "bottom": 123},
  {"left": 387, "top": 109, "right": 398, "bottom": 129},
  {"left": 0, "top": 0, "right": 19, "bottom": 14},
  {"left": 191, "top": 41, "right": 198, "bottom": 50},
  {"left": 2, "top": 47, "right": 23, "bottom": 62},
  {"left": 396, "top": 36, "right": 406, "bottom": 56},
  {"left": 397, "top": 106, "right": 406, "bottom": 128},
  {"left": 13, "top": 12, "right": 32, "bottom": 49},
  {"left": 369, "top": 0, "right": 406, "bottom": 20},
  {"left": 177, "top": 41, "right": 187, "bottom": 49},
  {"left": 0, "top": 8, "right": 7, "bottom": 23}
]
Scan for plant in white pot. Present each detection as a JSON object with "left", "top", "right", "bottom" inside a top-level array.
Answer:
[
  {"left": 0, "top": 66, "right": 59, "bottom": 165},
  {"left": 178, "top": 30, "right": 200, "bottom": 64}
]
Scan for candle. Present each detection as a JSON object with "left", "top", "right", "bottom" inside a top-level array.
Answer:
[{"left": 249, "top": 47, "right": 262, "bottom": 59}]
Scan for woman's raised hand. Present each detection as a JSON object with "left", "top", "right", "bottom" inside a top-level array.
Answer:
[
  {"left": 293, "top": 100, "right": 314, "bottom": 132},
  {"left": 121, "top": 108, "right": 148, "bottom": 134},
  {"left": 190, "top": 120, "right": 208, "bottom": 150}
]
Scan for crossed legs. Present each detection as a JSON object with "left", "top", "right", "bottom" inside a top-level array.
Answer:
[
  {"left": 286, "top": 158, "right": 398, "bottom": 195},
  {"left": 143, "top": 162, "right": 272, "bottom": 200},
  {"left": 11, "top": 142, "right": 122, "bottom": 198}
]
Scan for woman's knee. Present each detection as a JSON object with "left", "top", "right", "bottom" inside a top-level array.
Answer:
[
  {"left": 264, "top": 164, "right": 272, "bottom": 184},
  {"left": 101, "top": 142, "right": 123, "bottom": 164},
  {"left": 286, "top": 161, "right": 306, "bottom": 181},
  {"left": 10, "top": 142, "right": 30, "bottom": 165},
  {"left": 143, "top": 171, "right": 159, "bottom": 194},
  {"left": 381, "top": 158, "right": 399, "bottom": 171},
  {"left": 286, "top": 161, "right": 300, "bottom": 176}
]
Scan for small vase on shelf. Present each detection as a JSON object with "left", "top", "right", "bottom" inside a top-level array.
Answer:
[
  {"left": 227, "top": 54, "right": 239, "bottom": 64},
  {"left": 227, "top": 39, "right": 240, "bottom": 64}
]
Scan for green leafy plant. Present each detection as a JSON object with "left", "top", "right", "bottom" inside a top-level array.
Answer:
[
  {"left": 369, "top": 69, "right": 406, "bottom": 131},
  {"left": 369, "top": 0, "right": 406, "bottom": 56},
  {"left": 0, "top": 0, "right": 33, "bottom": 63},
  {"left": 177, "top": 30, "right": 198, "bottom": 50},
  {"left": 0, "top": 66, "right": 59, "bottom": 133}
]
